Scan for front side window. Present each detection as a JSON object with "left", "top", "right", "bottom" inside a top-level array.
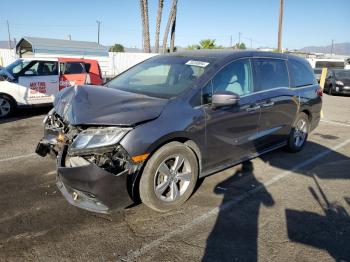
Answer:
[
  {"left": 201, "top": 59, "right": 253, "bottom": 105},
  {"left": 254, "top": 58, "right": 289, "bottom": 91},
  {"left": 288, "top": 59, "right": 317, "bottom": 87},
  {"left": 22, "top": 61, "right": 58, "bottom": 76},
  {"left": 212, "top": 59, "right": 253, "bottom": 96},
  {"left": 107, "top": 56, "right": 210, "bottom": 99}
]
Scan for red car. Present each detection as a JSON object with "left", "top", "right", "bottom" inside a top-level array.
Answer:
[{"left": 58, "top": 57, "right": 103, "bottom": 90}]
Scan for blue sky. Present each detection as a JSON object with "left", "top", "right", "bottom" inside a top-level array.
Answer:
[{"left": 0, "top": 0, "right": 349, "bottom": 49}]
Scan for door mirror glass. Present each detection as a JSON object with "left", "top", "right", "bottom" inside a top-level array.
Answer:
[{"left": 212, "top": 91, "right": 240, "bottom": 108}]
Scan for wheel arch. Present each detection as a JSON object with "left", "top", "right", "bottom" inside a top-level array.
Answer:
[
  {"left": 129, "top": 134, "right": 203, "bottom": 202},
  {"left": 301, "top": 109, "right": 312, "bottom": 122},
  {"left": 0, "top": 92, "right": 17, "bottom": 106}
]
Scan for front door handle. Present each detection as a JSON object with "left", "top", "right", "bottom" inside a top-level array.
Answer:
[
  {"left": 262, "top": 101, "right": 275, "bottom": 108},
  {"left": 49, "top": 80, "right": 58, "bottom": 83},
  {"left": 246, "top": 105, "right": 260, "bottom": 112}
]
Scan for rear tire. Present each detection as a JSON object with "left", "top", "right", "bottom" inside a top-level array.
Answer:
[
  {"left": 139, "top": 142, "right": 198, "bottom": 212},
  {"left": 0, "top": 94, "right": 16, "bottom": 118},
  {"left": 285, "top": 112, "right": 309, "bottom": 153}
]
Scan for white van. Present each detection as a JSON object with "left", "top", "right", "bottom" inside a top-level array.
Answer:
[{"left": 0, "top": 57, "right": 102, "bottom": 118}]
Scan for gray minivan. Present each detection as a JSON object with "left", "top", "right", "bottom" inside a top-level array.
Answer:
[{"left": 36, "top": 51, "right": 322, "bottom": 213}]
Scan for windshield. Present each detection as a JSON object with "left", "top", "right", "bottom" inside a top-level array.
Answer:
[
  {"left": 334, "top": 70, "right": 350, "bottom": 79},
  {"left": 3, "top": 59, "right": 31, "bottom": 76},
  {"left": 106, "top": 56, "right": 210, "bottom": 99}
]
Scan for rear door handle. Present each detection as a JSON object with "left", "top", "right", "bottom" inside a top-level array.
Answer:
[
  {"left": 246, "top": 105, "right": 260, "bottom": 112},
  {"left": 49, "top": 80, "right": 58, "bottom": 83}
]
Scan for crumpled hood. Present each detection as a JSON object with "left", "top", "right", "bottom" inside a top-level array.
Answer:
[{"left": 54, "top": 85, "right": 168, "bottom": 126}]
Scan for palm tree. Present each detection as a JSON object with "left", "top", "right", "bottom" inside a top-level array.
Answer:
[
  {"left": 162, "top": 0, "right": 178, "bottom": 53},
  {"left": 154, "top": 0, "right": 164, "bottom": 53},
  {"left": 140, "top": 0, "right": 151, "bottom": 53},
  {"left": 169, "top": 1, "right": 177, "bottom": 52},
  {"left": 199, "top": 39, "right": 216, "bottom": 49}
]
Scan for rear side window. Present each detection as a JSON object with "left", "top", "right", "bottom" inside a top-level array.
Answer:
[
  {"left": 62, "top": 62, "right": 85, "bottom": 74},
  {"left": 288, "top": 59, "right": 317, "bottom": 87},
  {"left": 254, "top": 58, "right": 289, "bottom": 91}
]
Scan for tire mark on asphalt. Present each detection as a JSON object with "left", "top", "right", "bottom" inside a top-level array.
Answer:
[{"left": 120, "top": 138, "right": 350, "bottom": 261}]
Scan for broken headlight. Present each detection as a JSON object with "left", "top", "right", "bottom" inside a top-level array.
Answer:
[{"left": 70, "top": 127, "right": 131, "bottom": 154}]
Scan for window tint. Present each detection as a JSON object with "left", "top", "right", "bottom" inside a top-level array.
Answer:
[
  {"left": 107, "top": 56, "right": 208, "bottom": 99},
  {"left": 288, "top": 59, "right": 317, "bottom": 87},
  {"left": 23, "top": 61, "right": 58, "bottom": 76},
  {"left": 254, "top": 58, "right": 289, "bottom": 90},
  {"left": 63, "top": 62, "right": 85, "bottom": 74},
  {"left": 211, "top": 59, "right": 253, "bottom": 96},
  {"left": 40, "top": 61, "right": 58, "bottom": 75},
  {"left": 130, "top": 64, "right": 171, "bottom": 85}
]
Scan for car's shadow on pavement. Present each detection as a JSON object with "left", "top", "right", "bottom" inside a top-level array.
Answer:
[
  {"left": 286, "top": 175, "right": 350, "bottom": 262},
  {"left": 0, "top": 106, "right": 52, "bottom": 124},
  {"left": 202, "top": 141, "right": 350, "bottom": 262},
  {"left": 202, "top": 160, "right": 275, "bottom": 262}
]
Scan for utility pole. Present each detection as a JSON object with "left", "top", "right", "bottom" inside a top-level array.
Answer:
[
  {"left": 331, "top": 39, "right": 334, "bottom": 56},
  {"left": 230, "top": 35, "right": 232, "bottom": 47},
  {"left": 68, "top": 34, "right": 72, "bottom": 40},
  {"left": 6, "top": 20, "right": 12, "bottom": 49},
  {"left": 277, "top": 0, "right": 284, "bottom": 53},
  {"left": 238, "top": 32, "right": 242, "bottom": 46},
  {"left": 247, "top": 38, "right": 253, "bottom": 49},
  {"left": 96, "top": 20, "right": 101, "bottom": 44}
]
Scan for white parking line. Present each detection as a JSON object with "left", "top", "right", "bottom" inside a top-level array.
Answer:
[
  {"left": 0, "top": 153, "right": 37, "bottom": 163},
  {"left": 121, "top": 138, "right": 350, "bottom": 261},
  {"left": 321, "top": 119, "right": 350, "bottom": 128}
]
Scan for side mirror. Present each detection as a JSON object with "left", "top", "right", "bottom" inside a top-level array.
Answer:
[
  {"left": 24, "top": 71, "right": 34, "bottom": 76},
  {"left": 212, "top": 91, "right": 240, "bottom": 108}
]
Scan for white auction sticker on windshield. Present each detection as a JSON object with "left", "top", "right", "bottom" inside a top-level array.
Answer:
[{"left": 185, "top": 60, "right": 209, "bottom": 67}]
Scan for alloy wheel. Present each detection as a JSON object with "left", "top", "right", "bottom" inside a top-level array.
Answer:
[
  {"left": 0, "top": 97, "right": 11, "bottom": 117},
  {"left": 153, "top": 154, "right": 192, "bottom": 202},
  {"left": 294, "top": 119, "right": 307, "bottom": 147}
]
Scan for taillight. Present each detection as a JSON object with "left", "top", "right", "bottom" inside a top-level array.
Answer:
[{"left": 316, "top": 87, "right": 323, "bottom": 97}]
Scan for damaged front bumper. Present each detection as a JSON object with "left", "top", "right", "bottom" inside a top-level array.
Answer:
[
  {"left": 36, "top": 121, "right": 139, "bottom": 214},
  {"left": 56, "top": 149, "right": 133, "bottom": 213}
]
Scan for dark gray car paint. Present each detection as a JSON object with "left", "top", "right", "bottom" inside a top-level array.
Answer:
[
  {"left": 120, "top": 52, "right": 321, "bottom": 177},
  {"left": 54, "top": 85, "right": 168, "bottom": 126},
  {"left": 53, "top": 50, "right": 322, "bottom": 179}
]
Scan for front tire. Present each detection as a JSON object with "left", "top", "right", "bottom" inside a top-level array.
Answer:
[
  {"left": 0, "top": 94, "right": 16, "bottom": 118},
  {"left": 285, "top": 112, "right": 309, "bottom": 153},
  {"left": 139, "top": 142, "right": 198, "bottom": 212}
]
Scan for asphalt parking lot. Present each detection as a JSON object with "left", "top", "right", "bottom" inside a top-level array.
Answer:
[{"left": 0, "top": 94, "right": 349, "bottom": 262}]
